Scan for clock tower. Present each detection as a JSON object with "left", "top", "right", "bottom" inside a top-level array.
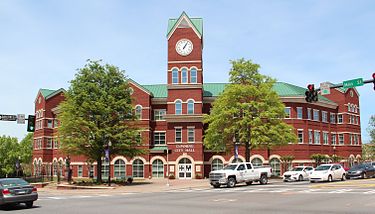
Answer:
[{"left": 165, "top": 12, "right": 204, "bottom": 179}]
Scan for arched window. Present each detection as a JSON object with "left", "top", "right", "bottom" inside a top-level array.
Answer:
[
  {"left": 53, "top": 160, "right": 58, "bottom": 176},
  {"left": 135, "top": 105, "right": 142, "bottom": 119},
  {"left": 181, "top": 68, "right": 188, "bottom": 83},
  {"left": 152, "top": 159, "right": 164, "bottom": 178},
  {"left": 33, "top": 160, "right": 37, "bottom": 176},
  {"left": 175, "top": 100, "right": 182, "bottom": 115},
  {"left": 114, "top": 159, "right": 126, "bottom": 179},
  {"left": 251, "top": 158, "right": 263, "bottom": 167},
  {"left": 38, "top": 160, "right": 42, "bottom": 176},
  {"left": 101, "top": 158, "right": 109, "bottom": 179},
  {"left": 269, "top": 158, "right": 281, "bottom": 176},
  {"left": 232, "top": 158, "right": 243, "bottom": 163},
  {"left": 172, "top": 68, "right": 179, "bottom": 84},
  {"left": 211, "top": 159, "right": 224, "bottom": 171},
  {"left": 190, "top": 68, "right": 197, "bottom": 83},
  {"left": 133, "top": 159, "right": 144, "bottom": 178},
  {"left": 187, "top": 100, "right": 194, "bottom": 114}
]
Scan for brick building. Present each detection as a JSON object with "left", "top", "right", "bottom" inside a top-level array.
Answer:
[{"left": 32, "top": 12, "right": 362, "bottom": 180}]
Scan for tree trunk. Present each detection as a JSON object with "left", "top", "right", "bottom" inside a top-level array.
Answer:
[
  {"left": 96, "top": 157, "right": 102, "bottom": 183},
  {"left": 245, "top": 141, "right": 250, "bottom": 162}
]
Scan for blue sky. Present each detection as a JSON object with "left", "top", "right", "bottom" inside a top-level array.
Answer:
[{"left": 0, "top": 0, "right": 374, "bottom": 142}]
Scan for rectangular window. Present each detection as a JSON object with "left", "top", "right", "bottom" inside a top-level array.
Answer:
[
  {"left": 181, "top": 69, "right": 188, "bottom": 83},
  {"left": 297, "top": 107, "right": 303, "bottom": 119},
  {"left": 313, "top": 110, "right": 319, "bottom": 121},
  {"left": 172, "top": 69, "right": 178, "bottom": 84},
  {"left": 331, "top": 133, "right": 337, "bottom": 145},
  {"left": 53, "top": 138, "right": 59, "bottom": 149},
  {"left": 339, "top": 134, "right": 344, "bottom": 145},
  {"left": 298, "top": 130, "right": 304, "bottom": 144},
  {"left": 322, "top": 111, "right": 328, "bottom": 123},
  {"left": 78, "top": 165, "right": 83, "bottom": 177},
  {"left": 188, "top": 128, "right": 195, "bottom": 142},
  {"left": 330, "top": 113, "right": 336, "bottom": 124},
  {"left": 46, "top": 138, "right": 53, "bottom": 149},
  {"left": 314, "top": 131, "right": 320, "bottom": 144},
  {"left": 349, "top": 134, "right": 353, "bottom": 145},
  {"left": 190, "top": 69, "right": 197, "bottom": 83},
  {"left": 349, "top": 115, "right": 352, "bottom": 124},
  {"left": 323, "top": 132, "right": 329, "bottom": 145},
  {"left": 47, "top": 119, "right": 53, "bottom": 128},
  {"left": 355, "top": 134, "right": 359, "bottom": 145},
  {"left": 307, "top": 108, "right": 312, "bottom": 120},
  {"left": 154, "top": 132, "right": 166, "bottom": 145},
  {"left": 284, "top": 108, "right": 291, "bottom": 118},
  {"left": 355, "top": 116, "right": 359, "bottom": 125},
  {"left": 154, "top": 109, "right": 166, "bottom": 121},
  {"left": 54, "top": 119, "right": 58, "bottom": 128},
  {"left": 338, "top": 114, "right": 343, "bottom": 124},
  {"left": 175, "top": 128, "right": 182, "bottom": 143},
  {"left": 308, "top": 130, "right": 313, "bottom": 144}
]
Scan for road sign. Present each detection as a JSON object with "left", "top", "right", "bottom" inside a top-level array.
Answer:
[
  {"left": 17, "top": 114, "right": 25, "bottom": 124},
  {"left": 343, "top": 78, "right": 364, "bottom": 89},
  {"left": 0, "top": 114, "right": 17, "bottom": 121},
  {"left": 320, "top": 82, "right": 331, "bottom": 95}
]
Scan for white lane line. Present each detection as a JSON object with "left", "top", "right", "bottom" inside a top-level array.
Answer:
[
  {"left": 364, "top": 190, "right": 375, "bottom": 194},
  {"left": 47, "top": 197, "right": 67, "bottom": 200},
  {"left": 328, "top": 189, "right": 353, "bottom": 194},
  {"left": 269, "top": 188, "right": 292, "bottom": 193}
]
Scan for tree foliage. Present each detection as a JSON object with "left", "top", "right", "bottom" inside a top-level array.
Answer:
[
  {"left": 58, "top": 60, "right": 143, "bottom": 183},
  {"left": 368, "top": 115, "right": 375, "bottom": 144},
  {"left": 310, "top": 154, "right": 330, "bottom": 166},
  {"left": 0, "top": 133, "right": 33, "bottom": 177},
  {"left": 204, "top": 58, "right": 297, "bottom": 160}
]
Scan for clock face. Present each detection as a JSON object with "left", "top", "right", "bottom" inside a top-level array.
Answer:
[{"left": 175, "top": 39, "right": 193, "bottom": 56}]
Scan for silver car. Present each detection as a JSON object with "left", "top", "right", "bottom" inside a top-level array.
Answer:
[{"left": 0, "top": 178, "right": 38, "bottom": 208}]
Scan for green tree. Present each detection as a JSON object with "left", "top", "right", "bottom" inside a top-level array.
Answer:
[
  {"left": 0, "top": 135, "right": 19, "bottom": 177},
  {"left": 19, "top": 133, "right": 34, "bottom": 176},
  {"left": 204, "top": 58, "right": 297, "bottom": 161},
  {"left": 280, "top": 155, "right": 295, "bottom": 172},
  {"left": 368, "top": 115, "right": 375, "bottom": 144},
  {"left": 310, "top": 154, "right": 329, "bottom": 167},
  {"left": 330, "top": 154, "right": 343, "bottom": 163},
  {"left": 58, "top": 60, "right": 143, "bottom": 183},
  {"left": 363, "top": 144, "right": 375, "bottom": 161}
]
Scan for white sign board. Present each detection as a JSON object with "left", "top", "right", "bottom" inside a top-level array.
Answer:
[
  {"left": 320, "top": 82, "right": 331, "bottom": 95},
  {"left": 17, "top": 114, "right": 25, "bottom": 124}
]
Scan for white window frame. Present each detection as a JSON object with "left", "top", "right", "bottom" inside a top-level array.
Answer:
[
  {"left": 297, "top": 129, "right": 304, "bottom": 144},
  {"left": 308, "top": 130, "right": 313, "bottom": 144},
  {"left": 323, "top": 132, "right": 329, "bottom": 145},
  {"left": 313, "top": 109, "right": 319, "bottom": 121},
  {"left": 78, "top": 165, "right": 83, "bottom": 177},
  {"left": 330, "top": 113, "right": 336, "bottom": 124},
  {"left": 307, "top": 108, "right": 312, "bottom": 120},
  {"left": 314, "top": 131, "right": 320, "bottom": 145},
  {"left": 154, "top": 132, "right": 166, "bottom": 145},
  {"left": 175, "top": 127, "right": 182, "bottom": 143},
  {"left": 331, "top": 133, "right": 337, "bottom": 145},
  {"left": 284, "top": 107, "right": 291, "bottom": 119},
  {"left": 338, "top": 134, "right": 344, "bottom": 145},
  {"left": 181, "top": 67, "right": 188, "bottom": 83},
  {"left": 135, "top": 105, "right": 142, "bottom": 119},
  {"left": 187, "top": 99, "right": 194, "bottom": 114},
  {"left": 172, "top": 68, "right": 179, "bottom": 84},
  {"left": 175, "top": 100, "right": 182, "bottom": 115},
  {"left": 154, "top": 109, "right": 166, "bottom": 121},
  {"left": 190, "top": 67, "right": 197, "bottom": 83},
  {"left": 297, "top": 107, "right": 303, "bottom": 119},
  {"left": 188, "top": 127, "right": 195, "bottom": 143},
  {"left": 338, "top": 114, "right": 343, "bottom": 124},
  {"left": 322, "top": 111, "right": 328, "bottom": 123}
]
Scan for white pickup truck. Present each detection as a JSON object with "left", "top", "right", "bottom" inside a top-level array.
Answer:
[{"left": 209, "top": 162, "right": 272, "bottom": 188}]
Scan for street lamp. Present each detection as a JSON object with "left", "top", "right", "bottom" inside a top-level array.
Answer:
[{"left": 106, "top": 140, "right": 112, "bottom": 186}]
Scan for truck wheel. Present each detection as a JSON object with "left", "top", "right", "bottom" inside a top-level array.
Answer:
[
  {"left": 227, "top": 177, "right": 236, "bottom": 188},
  {"left": 246, "top": 181, "right": 253, "bottom": 185},
  {"left": 213, "top": 184, "right": 221, "bottom": 188},
  {"left": 259, "top": 175, "right": 268, "bottom": 185}
]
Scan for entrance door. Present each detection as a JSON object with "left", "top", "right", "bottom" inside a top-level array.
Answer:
[{"left": 178, "top": 158, "right": 192, "bottom": 179}]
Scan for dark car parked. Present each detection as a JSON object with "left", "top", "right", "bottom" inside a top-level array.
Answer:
[
  {"left": 0, "top": 178, "right": 38, "bottom": 208},
  {"left": 346, "top": 163, "right": 375, "bottom": 179}
]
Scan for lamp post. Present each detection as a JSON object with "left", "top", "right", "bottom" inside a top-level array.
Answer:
[{"left": 106, "top": 140, "right": 112, "bottom": 186}]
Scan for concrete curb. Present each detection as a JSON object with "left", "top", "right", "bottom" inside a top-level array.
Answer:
[{"left": 57, "top": 184, "right": 116, "bottom": 190}]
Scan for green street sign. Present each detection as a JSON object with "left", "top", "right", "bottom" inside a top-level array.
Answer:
[{"left": 343, "top": 78, "right": 364, "bottom": 89}]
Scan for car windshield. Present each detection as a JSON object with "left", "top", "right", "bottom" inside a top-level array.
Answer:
[
  {"left": 290, "top": 167, "right": 304, "bottom": 171},
  {"left": 0, "top": 179, "right": 29, "bottom": 188},
  {"left": 350, "top": 165, "right": 365, "bottom": 170},
  {"left": 315, "top": 165, "right": 331, "bottom": 171},
  {"left": 223, "top": 165, "right": 237, "bottom": 170}
]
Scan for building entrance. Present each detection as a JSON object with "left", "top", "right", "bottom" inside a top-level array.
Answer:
[{"left": 178, "top": 158, "right": 192, "bottom": 179}]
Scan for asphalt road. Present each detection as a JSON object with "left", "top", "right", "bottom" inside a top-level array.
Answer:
[{"left": 2, "top": 179, "right": 375, "bottom": 214}]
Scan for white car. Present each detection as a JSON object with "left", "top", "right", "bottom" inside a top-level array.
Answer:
[
  {"left": 309, "top": 164, "right": 346, "bottom": 183},
  {"left": 283, "top": 166, "right": 314, "bottom": 182}
]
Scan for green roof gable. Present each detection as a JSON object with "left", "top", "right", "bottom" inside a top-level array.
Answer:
[
  {"left": 40, "top": 89, "right": 56, "bottom": 98},
  {"left": 167, "top": 12, "right": 203, "bottom": 38},
  {"left": 142, "top": 84, "right": 167, "bottom": 98}
]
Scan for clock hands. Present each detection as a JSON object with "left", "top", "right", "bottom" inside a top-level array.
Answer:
[{"left": 183, "top": 41, "right": 188, "bottom": 50}]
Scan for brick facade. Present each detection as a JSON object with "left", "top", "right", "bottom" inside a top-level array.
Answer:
[{"left": 32, "top": 13, "right": 362, "bottom": 180}]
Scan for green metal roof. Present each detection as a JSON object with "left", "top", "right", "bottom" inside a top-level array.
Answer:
[
  {"left": 142, "top": 84, "right": 167, "bottom": 98},
  {"left": 150, "top": 146, "right": 168, "bottom": 151},
  {"left": 203, "top": 83, "right": 227, "bottom": 97},
  {"left": 40, "top": 89, "right": 56, "bottom": 98},
  {"left": 167, "top": 12, "right": 203, "bottom": 37}
]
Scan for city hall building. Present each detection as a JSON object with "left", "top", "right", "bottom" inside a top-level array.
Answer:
[{"left": 32, "top": 12, "right": 362, "bottom": 180}]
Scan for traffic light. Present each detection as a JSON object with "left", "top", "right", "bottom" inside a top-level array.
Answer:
[
  {"left": 27, "top": 115, "right": 35, "bottom": 132},
  {"left": 305, "top": 84, "right": 316, "bottom": 103},
  {"left": 372, "top": 73, "right": 375, "bottom": 90}
]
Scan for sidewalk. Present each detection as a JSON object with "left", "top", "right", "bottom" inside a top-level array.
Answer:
[{"left": 37, "top": 178, "right": 210, "bottom": 195}]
